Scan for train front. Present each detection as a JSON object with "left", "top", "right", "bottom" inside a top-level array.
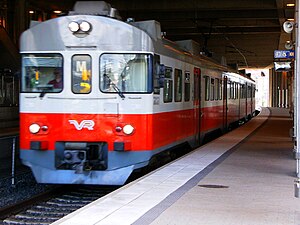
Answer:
[{"left": 19, "top": 3, "right": 155, "bottom": 185}]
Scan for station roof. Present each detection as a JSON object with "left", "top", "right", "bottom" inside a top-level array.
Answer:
[{"left": 27, "top": 0, "right": 296, "bottom": 69}]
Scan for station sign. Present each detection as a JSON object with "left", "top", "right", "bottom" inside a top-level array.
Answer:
[
  {"left": 274, "top": 50, "right": 295, "bottom": 59},
  {"left": 274, "top": 61, "right": 292, "bottom": 72}
]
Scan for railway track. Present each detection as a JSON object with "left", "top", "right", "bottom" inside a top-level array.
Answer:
[
  {"left": 0, "top": 185, "right": 118, "bottom": 225},
  {"left": 0, "top": 125, "right": 241, "bottom": 224}
]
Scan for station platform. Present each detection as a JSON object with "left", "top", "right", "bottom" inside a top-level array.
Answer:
[{"left": 52, "top": 107, "right": 298, "bottom": 225}]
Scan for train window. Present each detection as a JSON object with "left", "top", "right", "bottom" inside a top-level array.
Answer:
[
  {"left": 72, "top": 55, "right": 92, "bottom": 94},
  {"left": 235, "top": 83, "right": 239, "bottom": 99},
  {"left": 219, "top": 79, "right": 223, "bottom": 100},
  {"left": 174, "top": 69, "right": 182, "bottom": 102},
  {"left": 247, "top": 85, "right": 251, "bottom": 98},
  {"left": 240, "top": 84, "right": 243, "bottom": 99},
  {"left": 204, "top": 76, "right": 210, "bottom": 101},
  {"left": 241, "top": 84, "right": 246, "bottom": 99},
  {"left": 184, "top": 72, "right": 190, "bottom": 101},
  {"left": 100, "top": 54, "right": 151, "bottom": 93},
  {"left": 163, "top": 67, "right": 173, "bottom": 102},
  {"left": 215, "top": 78, "right": 219, "bottom": 100},
  {"left": 240, "top": 84, "right": 242, "bottom": 98},
  {"left": 153, "top": 54, "right": 161, "bottom": 94},
  {"left": 210, "top": 78, "right": 215, "bottom": 101},
  {"left": 232, "top": 82, "right": 235, "bottom": 99},
  {"left": 233, "top": 83, "right": 236, "bottom": 99},
  {"left": 227, "top": 81, "right": 231, "bottom": 99},
  {"left": 21, "top": 54, "right": 63, "bottom": 93}
]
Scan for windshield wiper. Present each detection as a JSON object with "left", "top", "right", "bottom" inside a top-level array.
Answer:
[
  {"left": 37, "top": 84, "right": 53, "bottom": 99},
  {"left": 112, "top": 84, "right": 125, "bottom": 99},
  {"left": 39, "top": 91, "right": 46, "bottom": 98},
  {"left": 104, "top": 74, "right": 125, "bottom": 99}
]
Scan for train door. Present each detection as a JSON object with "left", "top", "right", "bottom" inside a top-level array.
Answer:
[
  {"left": 223, "top": 76, "right": 228, "bottom": 130},
  {"left": 250, "top": 84, "right": 254, "bottom": 115},
  {"left": 193, "top": 67, "right": 201, "bottom": 146},
  {"left": 238, "top": 83, "right": 241, "bottom": 120}
]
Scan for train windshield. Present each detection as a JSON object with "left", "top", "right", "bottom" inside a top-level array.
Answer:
[
  {"left": 21, "top": 54, "right": 63, "bottom": 93},
  {"left": 100, "top": 54, "right": 152, "bottom": 93}
]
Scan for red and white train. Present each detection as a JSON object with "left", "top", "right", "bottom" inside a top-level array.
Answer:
[{"left": 19, "top": 1, "right": 256, "bottom": 185}]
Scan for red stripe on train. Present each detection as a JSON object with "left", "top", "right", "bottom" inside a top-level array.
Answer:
[{"left": 20, "top": 107, "right": 226, "bottom": 151}]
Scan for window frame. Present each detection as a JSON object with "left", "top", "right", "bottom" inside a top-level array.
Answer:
[
  {"left": 174, "top": 68, "right": 183, "bottom": 102},
  {"left": 99, "top": 53, "right": 153, "bottom": 94},
  {"left": 184, "top": 71, "right": 191, "bottom": 102},
  {"left": 163, "top": 66, "right": 173, "bottom": 103},
  {"left": 21, "top": 53, "right": 64, "bottom": 94},
  {"left": 71, "top": 54, "right": 92, "bottom": 94},
  {"left": 205, "top": 76, "right": 210, "bottom": 101}
]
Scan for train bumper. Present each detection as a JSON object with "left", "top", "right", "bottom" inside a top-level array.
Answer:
[
  {"left": 23, "top": 163, "right": 135, "bottom": 185},
  {"left": 20, "top": 149, "right": 152, "bottom": 185}
]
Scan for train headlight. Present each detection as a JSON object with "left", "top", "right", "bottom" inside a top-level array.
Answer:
[
  {"left": 68, "top": 21, "right": 80, "bottom": 32},
  {"left": 123, "top": 124, "right": 134, "bottom": 135},
  {"left": 80, "top": 21, "right": 91, "bottom": 32},
  {"left": 29, "top": 123, "right": 40, "bottom": 134}
]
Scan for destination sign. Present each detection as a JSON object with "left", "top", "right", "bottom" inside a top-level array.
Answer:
[{"left": 274, "top": 50, "right": 295, "bottom": 59}]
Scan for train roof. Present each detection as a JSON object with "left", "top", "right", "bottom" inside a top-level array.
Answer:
[
  {"left": 130, "top": 20, "right": 254, "bottom": 83},
  {"left": 21, "top": 1, "right": 254, "bottom": 83}
]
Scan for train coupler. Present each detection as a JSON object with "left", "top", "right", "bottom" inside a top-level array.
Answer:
[{"left": 55, "top": 142, "right": 108, "bottom": 171}]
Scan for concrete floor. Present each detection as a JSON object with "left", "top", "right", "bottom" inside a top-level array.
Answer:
[
  {"left": 151, "top": 108, "right": 298, "bottom": 225},
  {"left": 52, "top": 108, "right": 298, "bottom": 225}
]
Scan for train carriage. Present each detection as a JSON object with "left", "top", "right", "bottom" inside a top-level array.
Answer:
[{"left": 19, "top": 1, "right": 256, "bottom": 185}]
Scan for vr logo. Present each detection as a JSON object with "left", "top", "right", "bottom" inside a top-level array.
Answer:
[{"left": 69, "top": 120, "right": 95, "bottom": 130}]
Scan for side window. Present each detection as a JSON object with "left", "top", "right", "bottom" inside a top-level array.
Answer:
[
  {"left": 184, "top": 71, "right": 190, "bottom": 102},
  {"left": 242, "top": 84, "right": 246, "bottom": 99},
  {"left": 153, "top": 54, "right": 161, "bottom": 94},
  {"left": 240, "top": 84, "right": 243, "bottom": 99},
  {"left": 174, "top": 69, "right": 182, "bottom": 102},
  {"left": 215, "top": 78, "right": 220, "bottom": 100},
  {"left": 210, "top": 78, "right": 215, "bottom": 101},
  {"left": 219, "top": 79, "right": 223, "bottom": 100},
  {"left": 205, "top": 76, "right": 210, "bottom": 101},
  {"left": 247, "top": 85, "right": 251, "bottom": 98},
  {"left": 163, "top": 67, "right": 173, "bottom": 103},
  {"left": 234, "top": 83, "right": 236, "bottom": 99},
  {"left": 72, "top": 55, "right": 92, "bottom": 94},
  {"left": 227, "top": 81, "right": 231, "bottom": 99}
]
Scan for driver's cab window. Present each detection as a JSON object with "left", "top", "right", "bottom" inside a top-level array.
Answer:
[
  {"left": 72, "top": 55, "right": 92, "bottom": 94},
  {"left": 21, "top": 54, "right": 63, "bottom": 93}
]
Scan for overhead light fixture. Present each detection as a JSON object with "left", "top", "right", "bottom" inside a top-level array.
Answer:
[
  {"left": 29, "top": 10, "right": 34, "bottom": 14},
  {"left": 283, "top": 20, "right": 294, "bottom": 33},
  {"left": 287, "top": 3, "right": 295, "bottom": 7},
  {"left": 53, "top": 10, "right": 62, "bottom": 14},
  {"left": 287, "top": 18, "right": 295, "bottom": 21},
  {"left": 285, "top": 40, "right": 295, "bottom": 50}
]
